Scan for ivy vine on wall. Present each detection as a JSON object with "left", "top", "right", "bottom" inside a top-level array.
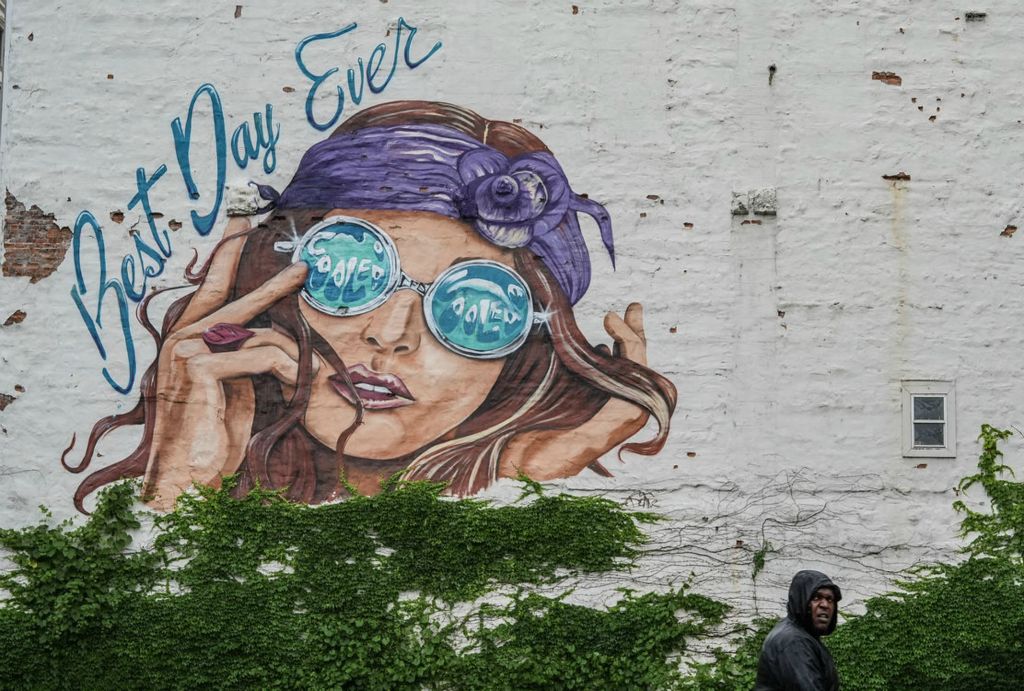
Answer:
[
  {"left": 0, "top": 477, "right": 726, "bottom": 689},
  {"left": 3, "top": 424, "right": 1023, "bottom": 689}
]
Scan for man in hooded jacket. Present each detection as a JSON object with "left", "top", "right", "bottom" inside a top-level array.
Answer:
[{"left": 753, "top": 569, "right": 841, "bottom": 691}]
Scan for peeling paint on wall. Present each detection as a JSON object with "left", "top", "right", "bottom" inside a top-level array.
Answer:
[
  {"left": 3, "top": 310, "right": 26, "bottom": 326},
  {"left": 2, "top": 192, "right": 72, "bottom": 283},
  {"left": 872, "top": 71, "right": 902, "bottom": 86}
]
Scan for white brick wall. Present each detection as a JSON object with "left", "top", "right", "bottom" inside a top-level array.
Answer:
[{"left": 2, "top": 0, "right": 1023, "bottom": 617}]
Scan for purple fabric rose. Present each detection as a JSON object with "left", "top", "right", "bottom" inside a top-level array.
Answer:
[{"left": 455, "top": 149, "right": 571, "bottom": 248}]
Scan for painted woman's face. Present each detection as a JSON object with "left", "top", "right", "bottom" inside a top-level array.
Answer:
[{"left": 294, "top": 209, "right": 512, "bottom": 459}]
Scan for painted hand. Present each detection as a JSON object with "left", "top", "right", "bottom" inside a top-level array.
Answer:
[
  {"left": 499, "top": 302, "right": 651, "bottom": 482},
  {"left": 142, "top": 218, "right": 313, "bottom": 510}
]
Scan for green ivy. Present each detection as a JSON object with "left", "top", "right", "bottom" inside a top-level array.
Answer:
[
  {"left": 827, "top": 556, "right": 1024, "bottom": 690},
  {"left": 0, "top": 478, "right": 725, "bottom": 690},
  {"left": 677, "top": 617, "right": 776, "bottom": 690},
  {"left": 954, "top": 424, "right": 1024, "bottom": 560},
  {"left": 825, "top": 424, "right": 1024, "bottom": 690},
  {"left": 751, "top": 541, "right": 773, "bottom": 580},
  {"left": 5, "top": 424, "right": 1021, "bottom": 689}
]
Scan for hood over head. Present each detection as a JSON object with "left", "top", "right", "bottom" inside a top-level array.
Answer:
[{"left": 786, "top": 569, "right": 842, "bottom": 636}]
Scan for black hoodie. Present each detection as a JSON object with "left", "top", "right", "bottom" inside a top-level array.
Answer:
[{"left": 753, "top": 570, "right": 842, "bottom": 691}]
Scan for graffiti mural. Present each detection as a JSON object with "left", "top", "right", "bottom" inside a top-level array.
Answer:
[{"left": 61, "top": 99, "right": 677, "bottom": 512}]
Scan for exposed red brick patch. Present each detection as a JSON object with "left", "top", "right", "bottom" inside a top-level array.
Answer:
[
  {"left": 916, "top": 463, "right": 928, "bottom": 469},
  {"left": 0, "top": 394, "right": 15, "bottom": 411},
  {"left": 872, "top": 71, "right": 902, "bottom": 86},
  {"left": 1001, "top": 225, "right": 1017, "bottom": 237},
  {"left": 882, "top": 172, "right": 911, "bottom": 181},
  {"left": 3, "top": 191, "right": 73, "bottom": 283},
  {"left": 3, "top": 310, "right": 27, "bottom": 326}
]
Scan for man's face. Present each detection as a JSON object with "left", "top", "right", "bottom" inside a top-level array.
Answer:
[{"left": 809, "top": 587, "right": 836, "bottom": 633}]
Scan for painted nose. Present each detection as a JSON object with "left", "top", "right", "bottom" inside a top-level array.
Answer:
[{"left": 360, "top": 291, "right": 421, "bottom": 355}]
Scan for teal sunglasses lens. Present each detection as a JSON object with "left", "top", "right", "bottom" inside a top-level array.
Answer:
[
  {"left": 425, "top": 261, "right": 534, "bottom": 358},
  {"left": 298, "top": 220, "right": 398, "bottom": 315}
]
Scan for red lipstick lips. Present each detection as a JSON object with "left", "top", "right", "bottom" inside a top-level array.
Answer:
[{"left": 328, "top": 364, "right": 415, "bottom": 410}]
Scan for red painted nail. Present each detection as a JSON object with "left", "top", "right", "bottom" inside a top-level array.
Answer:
[{"left": 203, "top": 323, "right": 255, "bottom": 352}]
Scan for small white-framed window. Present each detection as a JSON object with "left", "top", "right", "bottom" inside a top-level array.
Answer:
[{"left": 901, "top": 380, "right": 956, "bottom": 458}]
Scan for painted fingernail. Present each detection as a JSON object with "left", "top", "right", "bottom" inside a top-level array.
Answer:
[{"left": 203, "top": 323, "right": 255, "bottom": 352}]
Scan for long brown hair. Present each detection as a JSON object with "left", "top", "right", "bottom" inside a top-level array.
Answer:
[{"left": 62, "top": 101, "right": 677, "bottom": 511}]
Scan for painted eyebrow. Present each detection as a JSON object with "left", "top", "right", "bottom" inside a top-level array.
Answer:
[{"left": 450, "top": 256, "right": 486, "bottom": 266}]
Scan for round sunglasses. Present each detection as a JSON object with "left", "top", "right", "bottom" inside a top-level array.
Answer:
[{"left": 273, "top": 216, "right": 541, "bottom": 359}]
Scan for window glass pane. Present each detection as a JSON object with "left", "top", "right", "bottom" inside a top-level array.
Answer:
[
  {"left": 913, "top": 396, "right": 945, "bottom": 421},
  {"left": 914, "top": 422, "right": 945, "bottom": 447}
]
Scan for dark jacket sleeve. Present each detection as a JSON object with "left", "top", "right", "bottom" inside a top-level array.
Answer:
[
  {"left": 770, "top": 636, "right": 830, "bottom": 691},
  {"left": 755, "top": 620, "right": 836, "bottom": 691}
]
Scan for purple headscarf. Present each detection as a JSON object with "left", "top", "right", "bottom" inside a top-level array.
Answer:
[{"left": 254, "top": 123, "right": 614, "bottom": 304}]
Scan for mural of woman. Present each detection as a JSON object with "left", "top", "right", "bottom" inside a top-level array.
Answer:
[{"left": 62, "top": 101, "right": 677, "bottom": 512}]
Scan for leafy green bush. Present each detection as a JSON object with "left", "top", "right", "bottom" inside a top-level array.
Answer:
[
  {"left": 3, "top": 424, "right": 1021, "bottom": 689},
  {"left": 826, "top": 424, "right": 1024, "bottom": 690},
  {"left": 0, "top": 478, "right": 725, "bottom": 690},
  {"left": 677, "top": 617, "right": 776, "bottom": 690},
  {"left": 827, "top": 556, "right": 1024, "bottom": 690}
]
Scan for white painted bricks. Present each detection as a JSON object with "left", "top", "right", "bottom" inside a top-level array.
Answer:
[{"left": 2, "top": 1, "right": 1024, "bottom": 621}]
